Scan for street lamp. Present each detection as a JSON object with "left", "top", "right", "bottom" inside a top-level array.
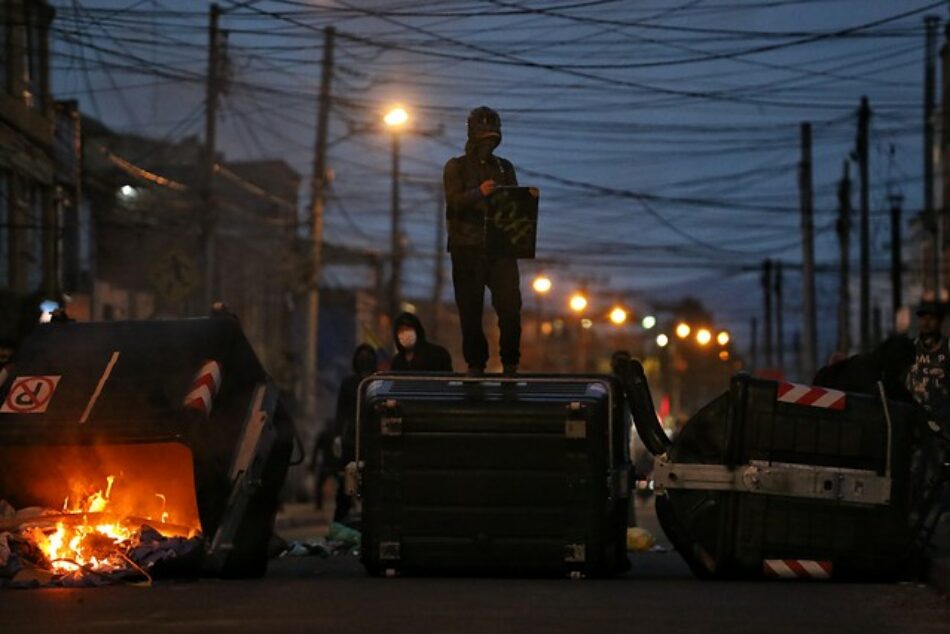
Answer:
[
  {"left": 656, "top": 333, "right": 669, "bottom": 347},
  {"left": 642, "top": 315, "right": 656, "bottom": 330},
  {"left": 383, "top": 105, "right": 409, "bottom": 316},
  {"left": 532, "top": 275, "right": 552, "bottom": 295},
  {"left": 609, "top": 307, "right": 627, "bottom": 326},
  {"left": 569, "top": 292, "right": 588, "bottom": 313},
  {"left": 675, "top": 322, "right": 691, "bottom": 339},
  {"left": 717, "top": 330, "right": 730, "bottom": 346},
  {"left": 696, "top": 328, "right": 712, "bottom": 346},
  {"left": 532, "top": 275, "right": 553, "bottom": 368}
]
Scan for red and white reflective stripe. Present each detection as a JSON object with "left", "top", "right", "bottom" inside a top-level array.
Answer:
[
  {"left": 183, "top": 360, "right": 222, "bottom": 415},
  {"left": 776, "top": 382, "right": 846, "bottom": 410},
  {"left": 763, "top": 559, "right": 833, "bottom": 579}
]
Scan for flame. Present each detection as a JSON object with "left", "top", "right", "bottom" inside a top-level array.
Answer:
[{"left": 22, "top": 475, "right": 187, "bottom": 573}]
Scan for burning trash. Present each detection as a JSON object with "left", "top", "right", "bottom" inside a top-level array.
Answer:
[
  {"left": 0, "top": 318, "right": 296, "bottom": 586},
  {"left": 1, "top": 473, "right": 203, "bottom": 588}
]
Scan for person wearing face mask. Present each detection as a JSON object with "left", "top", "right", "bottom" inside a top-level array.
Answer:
[
  {"left": 326, "top": 344, "right": 378, "bottom": 524},
  {"left": 391, "top": 312, "right": 453, "bottom": 372},
  {"left": 907, "top": 302, "right": 950, "bottom": 420},
  {"left": 443, "top": 106, "right": 522, "bottom": 376}
]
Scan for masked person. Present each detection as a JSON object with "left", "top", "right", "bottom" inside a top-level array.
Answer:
[
  {"left": 907, "top": 302, "right": 950, "bottom": 420},
  {"left": 391, "top": 312, "right": 453, "bottom": 372},
  {"left": 443, "top": 106, "right": 522, "bottom": 376},
  {"left": 330, "top": 344, "right": 378, "bottom": 523}
]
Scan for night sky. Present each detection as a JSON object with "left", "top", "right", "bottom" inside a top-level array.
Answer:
[{"left": 49, "top": 1, "right": 947, "bottom": 371}]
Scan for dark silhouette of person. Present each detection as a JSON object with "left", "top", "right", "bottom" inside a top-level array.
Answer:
[
  {"left": 330, "top": 344, "right": 378, "bottom": 523},
  {"left": 443, "top": 106, "right": 522, "bottom": 375},
  {"left": 390, "top": 312, "right": 453, "bottom": 372}
]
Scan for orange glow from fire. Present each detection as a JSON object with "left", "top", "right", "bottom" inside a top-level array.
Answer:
[{"left": 0, "top": 443, "right": 203, "bottom": 575}]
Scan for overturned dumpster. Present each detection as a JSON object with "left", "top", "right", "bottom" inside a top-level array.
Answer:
[
  {"left": 353, "top": 374, "right": 630, "bottom": 578},
  {"left": 0, "top": 318, "right": 294, "bottom": 587},
  {"left": 617, "top": 357, "right": 939, "bottom": 581}
]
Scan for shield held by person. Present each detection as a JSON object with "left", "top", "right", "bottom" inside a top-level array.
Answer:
[{"left": 486, "top": 186, "right": 539, "bottom": 259}]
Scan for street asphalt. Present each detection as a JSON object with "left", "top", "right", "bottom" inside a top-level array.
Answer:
[{"left": 1, "top": 498, "right": 948, "bottom": 633}]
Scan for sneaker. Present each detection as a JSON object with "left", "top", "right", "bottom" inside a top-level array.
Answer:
[{"left": 503, "top": 364, "right": 518, "bottom": 376}]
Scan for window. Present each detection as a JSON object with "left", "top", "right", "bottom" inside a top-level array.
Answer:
[
  {"left": 24, "top": 183, "right": 43, "bottom": 291},
  {"left": 21, "top": 3, "right": 44, "bottom": 110}
]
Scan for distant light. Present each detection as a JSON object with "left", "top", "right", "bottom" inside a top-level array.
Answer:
[
  {"left": 656, "top": 333, "right": 669, "bottom": 348},
  {"left": 609, "top": 307, "right": 627, "bottom": 326},
  {"left": 581, "top": 318, "right": 593, "bottom": 329},
  {"left": 541, "top": 321, "right": 553, "bottom": 336},
  {"left": 569, "top": 293, "right": 588, "bottom": 313},
  {"left": 719, "top": 350, "right": 730, "bottom": 361},
  {"left": 400, "top": 301, "right": 416, "bottom": 314},
  {"left": 532, "top": 275, "right": 552, "bottom": 294},
  {"left": 39, "top": 299, "right": 60, "bottom": 323},
  {"left": 641, "top": 315, "right": 656, "bottom": 330},
  {"left": 717, "top": 330, "right": 730, "bottom": 346},
  {"left": 696, "top": 328, "right": 712, "bottom": 346},
  {"left": 384, "top": 106, "right": 409, "bottom": 127},
  {"left": 118, "top": 185, "right": 138, "bottom": 200},
  {"left": 675, "top": 323, "right": 691, "bottom": 339}
]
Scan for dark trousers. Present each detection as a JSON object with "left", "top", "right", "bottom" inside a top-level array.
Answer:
[{"left": 451, "top": 250, "right": 522, "bottom": 369}]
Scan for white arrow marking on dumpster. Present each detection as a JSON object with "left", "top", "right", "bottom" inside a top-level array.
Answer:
[{"left": 79, "top": 351, "right": 120, "bottom": 424}]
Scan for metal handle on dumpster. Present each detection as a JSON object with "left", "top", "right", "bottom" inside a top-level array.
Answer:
[
  {"left": 876, "top": 380, "right": 893, "bottom": 481},
  {"left": 615, "top": 358, "right": 672, "bottom": 456}
]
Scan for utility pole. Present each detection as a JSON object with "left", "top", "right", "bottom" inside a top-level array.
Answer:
[
  {"left": 800, "top": 122, "right": 817, "bottom": 379},
  {"left": 856, "top": 96, "right": 871, "bottom": 351},
  {"left": 304, "top": 26, "right": 335, "bottom": 420},
  {"left": 925, "top": 15, "right": 941, "bottom": 299},
  {"left": 750, "top": 317, "right": 758, "bottom": 371},
  {"left": 202, "top": 3, "right": 221, "bottom": 308},
  {"left": 761, "top": 259, "right": 773, "bottom": 368},
  {"left": 431, "top": 185, "right": 446, "bottom": 342},
  {"left": 890, "top": 192, "right": 904, "bottom": 328},
  {"left": 836, "top": 161, "right": 852, "bottom": 354},
  {"left": 389, "top": 134, "right": 402, "bottom": 316},
  {"left": 775, "top": 260, "right": 784, "bottom": 371}
]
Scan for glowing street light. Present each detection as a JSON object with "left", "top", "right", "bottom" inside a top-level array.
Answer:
[
  {"left": 696, "top": 328, "right": 712, "bottom": 346},
  {"left": 641, "top": 315, "right": 656, "bottom": 330},
  {"left": 383, "top": 105, "right": 409, "bottom": 128},
  {"left": 569, "top": 293, "right": 588, "bottom": 313},
  {"left": 609, "top": 307, "right": 627, "bottom": 326},
  {"left": 675, "top": 322, "right": 691, "bottom": 339},
  {"left": 532, "top": 275, "right": 552, "bottom": 294},
  {"left": 581, "top": 318, "right": 593, "bottom": 329},
  {"left": 719, "top": 350, "right": 730, "bottom": 361},
  {"left": 656, "top": 333, "right": 669, "bottom": 348},
  {"left": 716, "top": 330, "right": 730, "bottom": 346}
]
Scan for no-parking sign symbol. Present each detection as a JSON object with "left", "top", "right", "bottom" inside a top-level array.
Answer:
[{"left": 1, "top": 376, "right": 62, "bottom": 414}]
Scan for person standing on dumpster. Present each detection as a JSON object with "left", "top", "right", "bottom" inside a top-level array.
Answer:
[
  {"left": 907, "top": 302, "right": 950, "bottom": 420},
  {"left": 443, "top": 106, "right": 522, "bottom": 376},
  {"left": 391, "top": 312, "right": 453, "bottom": 372}
]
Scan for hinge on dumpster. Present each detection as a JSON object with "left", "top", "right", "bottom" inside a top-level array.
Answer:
[
  {"left": 565, "top": 402, "right": 587, "bottom": 439},
  {"left": 565, "top": 543, "right": 586, "bottom": 563},
  {"left": 653, "top": 457, "right": 891, "bottom": 506}
]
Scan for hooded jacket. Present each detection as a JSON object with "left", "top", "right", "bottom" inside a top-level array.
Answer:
[
  {"left": 391, "top": 312, "right": 453, "bottom": 372},
  {"left": 333, "top": 344, "right": 377, "bottom": 460},
  {"left": 443, "top": 110, "right": 518, "bottom": 252}
]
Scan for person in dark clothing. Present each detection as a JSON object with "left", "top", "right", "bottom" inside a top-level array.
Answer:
[
  {"left": 443, "top": 106, "right": 522, "bottom": 376},
  {"left": 906, "top": 302, "right": 950, "bottom": 419},
  {"left": 330, "top": 344, "right": 378, "bottom": 522},
  {"left": 812, "top": 334, "right": 915, "bottom": 403},
  {"left": 391, "top": 312, "right": 453, "bottom": 372}
]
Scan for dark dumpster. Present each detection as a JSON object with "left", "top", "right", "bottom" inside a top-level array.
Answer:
[{"left": 0, "top": 317, "right": 294, "bottom": 584}]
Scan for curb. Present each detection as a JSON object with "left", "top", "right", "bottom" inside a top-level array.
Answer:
[{"left": 929, "top": 558, "right": 950, "bottom": 595}]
